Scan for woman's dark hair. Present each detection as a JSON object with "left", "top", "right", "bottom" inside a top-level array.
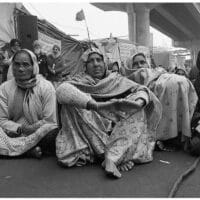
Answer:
[
  {"left": 12, "top": 49, "right": 34, "bottom": 66},
  {"left": 10, "top": 39, "right": 21, "bottom": 48},
  {"left": 196, "top": 50, "right": 200, "bottom": 71}
]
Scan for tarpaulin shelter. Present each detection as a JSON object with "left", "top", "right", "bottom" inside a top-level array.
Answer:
[
  {"left": 94, "top": 37, "right": 137, "bottom": 68},
  {"left": 0, "top": 3, "right": 86, "bottom": 75},
  {"left": 94, "top": 37, "right": 151, "bottom": 69}
]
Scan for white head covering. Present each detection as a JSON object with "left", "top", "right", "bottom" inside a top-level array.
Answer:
[
  {"left": 81, "top": 47, "right": 104, "bottom": 63},
  {"left": 8, "top": 49, "right": 39, "bottom": 80},
  {"left": 126, "top": 52, "right": 150, "bottom": 70}
]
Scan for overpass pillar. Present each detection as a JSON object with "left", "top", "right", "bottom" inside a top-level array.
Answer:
[
  {"left": 126, "top": 4, "right": 136, "bottom": 43},
  {"left": 135, "top": 4, "right": 150, "bottom": 47}
]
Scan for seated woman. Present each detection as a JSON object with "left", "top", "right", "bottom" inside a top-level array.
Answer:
[
  {"left": 56, "top": 48, "right": 162, "bottom": 178},
  {"left": 0, "top": 49, "right": 58, "bottom": 158},
  {"left": 125, "top": 52, "right": 198, "bottom": 151}
]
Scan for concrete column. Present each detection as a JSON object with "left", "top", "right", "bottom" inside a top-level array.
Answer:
[
  {"left": 191, "top": 45, "right": 199, "bottom": 66},
  {"left": 126, "top": 4, "right": 136, "bottom": 43},
  {"left": 135, "top": 4, "right": 150, "bottom": 47}
]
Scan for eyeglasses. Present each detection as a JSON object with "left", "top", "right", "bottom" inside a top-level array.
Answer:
[{"left": 132, "top": 60, "right": 146, "bottom": 67}]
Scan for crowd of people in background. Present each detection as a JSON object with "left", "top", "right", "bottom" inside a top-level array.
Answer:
[{"left": 0, "top": 38, "right": 199, "bottom": 179}]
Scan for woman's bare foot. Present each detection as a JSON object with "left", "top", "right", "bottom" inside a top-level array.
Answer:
[
  {"left": 118, "top": 161, "right": 134, "bottom": 171},
  {"left": 105, "top": 158, "right": 122, "bottom": 178}
]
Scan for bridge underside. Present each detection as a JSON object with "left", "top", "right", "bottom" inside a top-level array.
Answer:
[{"left": 92, "top": 3, "right": 200, "bottom": 60}]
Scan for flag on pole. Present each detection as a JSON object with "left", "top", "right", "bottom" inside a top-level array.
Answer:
[{"left": 76, "top": 9, "right": 85, "bottom": 21}]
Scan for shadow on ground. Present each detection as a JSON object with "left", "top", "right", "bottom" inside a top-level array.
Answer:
[{"left": 0, "top": 151, "right": 199, "bottom": 197}]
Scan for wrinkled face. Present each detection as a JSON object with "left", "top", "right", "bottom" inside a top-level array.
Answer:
[
  {"left": 13, "top": 52, "right": 33, "bottom": 80},
  {"left": 86, "top": 53, "right": 106, "bottom": 79},
  {"left": 11, "top": 42, "right": 21, "bottom": 53},
  {"left": 132, "top": 55, "right": 148, "bottom": 69}
]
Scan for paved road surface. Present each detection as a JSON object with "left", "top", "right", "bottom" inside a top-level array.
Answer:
[{"left": 0, "top": 151, "right": 199, "bottom": 197}]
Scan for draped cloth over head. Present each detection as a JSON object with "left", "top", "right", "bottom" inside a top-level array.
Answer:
[
  {"left": 124, "top": 52, "right": 198, "bottom": 141},
  {"left": 8, "top": 49, "right": 40, "bottom": 87},
  {"left": 81, "top": 47, "right": 105, "bottom": 63},
  {"left": 0, "top": 49, "right": 57, "bottom": 156},
  {"left": 79, "top": 47, "right": 109, "bottom": 81},
  {"left": 10, "top": 49, "right": 40, "bottom": 121},
  {"left": 124, "top": 52, "right": 166, "bottom": 87}
]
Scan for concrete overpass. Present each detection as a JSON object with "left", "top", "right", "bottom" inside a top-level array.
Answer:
[{"left": 92, "top": 3, "right": 200, "bottom": 60}]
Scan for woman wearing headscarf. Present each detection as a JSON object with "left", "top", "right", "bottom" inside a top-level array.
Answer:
[
  {"left": 47, "top": 44, "right": 68, "bottom": 88},
  {"left": 174, "top": 65, "right": 188, "bottom": 77},
  {"left": 125, "top": 52, "right": 198, "bottom": 151},
  {"left": 56, "top": 47, "right": 162, "bottom": 178},
  {"left": 0, "top": 49, "right": 58, "bottom": 158}
]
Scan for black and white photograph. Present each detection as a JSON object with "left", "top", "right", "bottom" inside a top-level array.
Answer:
[{"left": 0, "top": 0, "right": 200, "bottom": 197}]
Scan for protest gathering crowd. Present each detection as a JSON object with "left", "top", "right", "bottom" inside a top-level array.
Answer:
[{"left": 0, "top": 38, "right": 199, "bottom": 179}]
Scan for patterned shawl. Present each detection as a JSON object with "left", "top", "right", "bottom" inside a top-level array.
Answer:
[
  {"left": 66, "top": 70, "right": 162, "bottom": 134},
  {"left": 9, "top": 49, "right": 42, "bottom": 124}
]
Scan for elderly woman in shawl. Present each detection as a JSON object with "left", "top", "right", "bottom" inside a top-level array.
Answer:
[
  {"left": 56, "top": 48, "right": 162, "bottom": 178},
  {"left": 0, "top": 49, "right": 58, "bottom": 158},
  {"left": 125, "top": 52, "right": 198, "bottom": 151}
]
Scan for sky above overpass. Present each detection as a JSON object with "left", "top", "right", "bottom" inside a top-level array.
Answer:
[{"left": 24, "top": 2, "right": 172, "bottom": 47}]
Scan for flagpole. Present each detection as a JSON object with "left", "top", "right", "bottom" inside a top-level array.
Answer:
[
  {"left": 84, "top": 18, "right": 91, "bottom": 41},
  {"left": 83, "top": 12, "right": 92, "bottom": 50},
  {"left": 76, "top": 9, "right": 92, "bottom": 49}
]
